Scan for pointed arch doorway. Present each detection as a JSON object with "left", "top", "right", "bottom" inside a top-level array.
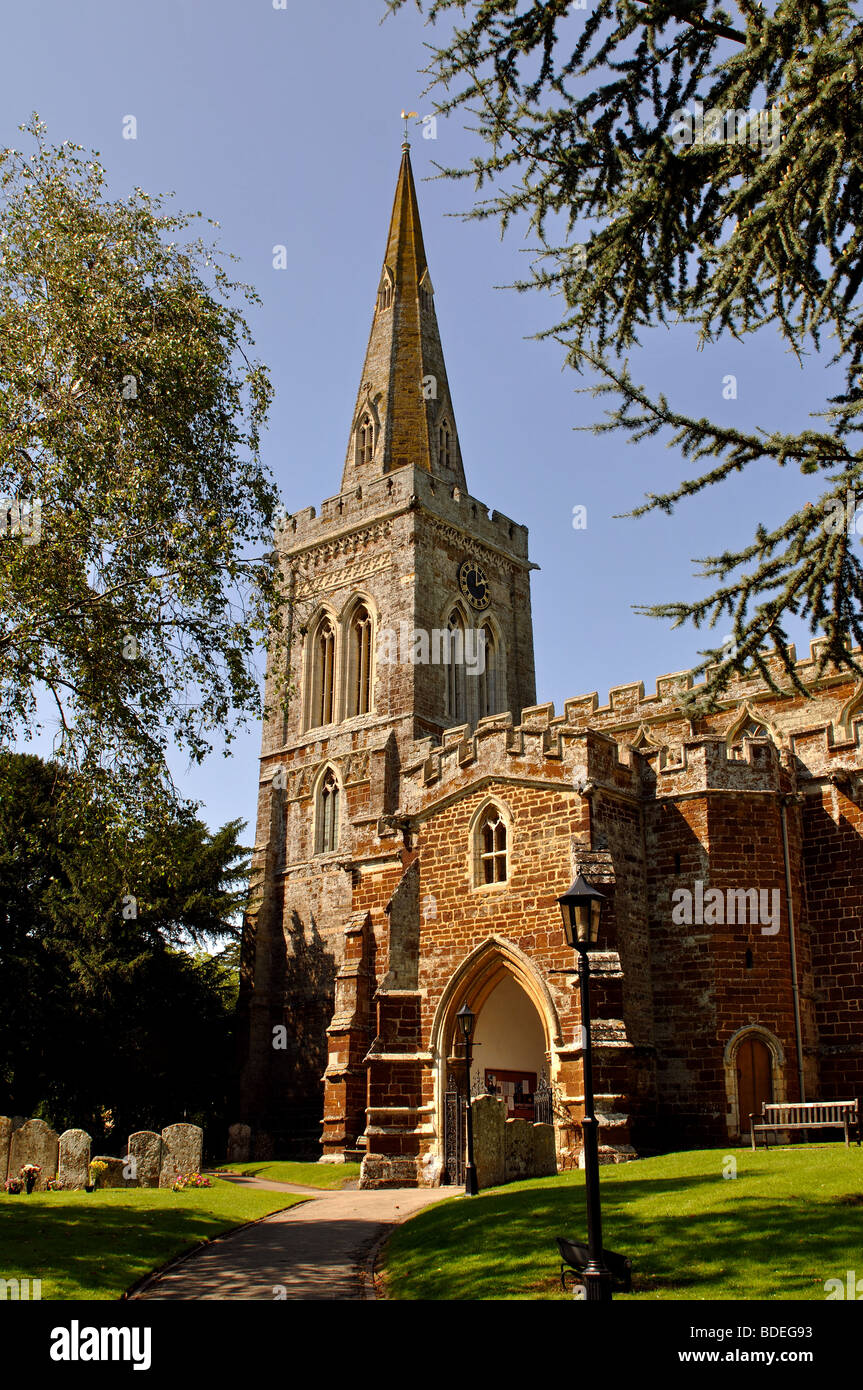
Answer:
[{"left": 432, "top": 938, "right": 560, "bottom": 1184}]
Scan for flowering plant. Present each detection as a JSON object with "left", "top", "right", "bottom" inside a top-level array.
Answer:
[
  {"left": 46, "top": 1178, "right": 63, "bottom": 1191},
  {"left": 171, "top": 1171, "right": 211, "bottom": 1191},
  {"left": 20, "top": 1163, "right": 42, "bottom": 1193},
  {"left": 88, "top": 1160, "right": 109, "bottom": 1188},
  {"left": 3, "top": 1177, "right": 24, "bottom": 1193}
]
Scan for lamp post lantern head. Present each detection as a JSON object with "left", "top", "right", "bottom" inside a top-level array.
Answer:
[
  {"left": 557, "top": 873, "right": 606, "bottom": 950},
  {"left": 456, "top": 1002, "right": 476, "bottom": 1042}
]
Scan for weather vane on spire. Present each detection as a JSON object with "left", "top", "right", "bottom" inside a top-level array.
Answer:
[{"left": 401, "top": 109, "right": 418, "bottom": 147}]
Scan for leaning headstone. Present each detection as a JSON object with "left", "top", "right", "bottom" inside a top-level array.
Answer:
[
  {"left": 528, "top": 1122, "right": 558, "bottom": 1178},
  {"left": 58, "top": 1129, "right": 91, "bottom": 1189},
  {"left": 226, "top": 1123, "right": 251, "bottom": 1165},
  {"left": 126, "top": 1131, "right": 162, "bottom": 1189},
  {"left": 159, "top": 1123, "right": 204, "bottom": 1188},
  {"left": 0, "top": 1117, "right": 12, "bottom": 1185},
  {"left": 504, "top": 1116, "right": 534, "bottom": 1183},
  {"left": 8, "top": 1118, "right": 59, "bottom": 1191},
  {"left": 90, "top": 1155, "right": 127, "bottom": 1189},
  {"left": 472, "top": 1095, "right": 506, "bottom": 1190}
]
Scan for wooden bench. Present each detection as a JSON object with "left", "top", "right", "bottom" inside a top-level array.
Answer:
[{"left": 750, "top": 1100, "right": 860, "bottom": 1150}]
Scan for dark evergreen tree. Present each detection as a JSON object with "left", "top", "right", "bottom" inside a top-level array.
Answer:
[
  {"left": 391, "top": 0, "right": 863, "bottom": 706},
  {"left": 0, "top": 752, "right": 245, "bottom": 1151}
]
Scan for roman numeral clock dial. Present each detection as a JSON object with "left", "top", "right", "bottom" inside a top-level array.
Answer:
[{"left": 458, "top": 557, "right": 491, "bottom": 610}]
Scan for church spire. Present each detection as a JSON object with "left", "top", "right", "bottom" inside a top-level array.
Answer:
[{"left": 341, "top": 142, "right": 466, "bottom": 492}]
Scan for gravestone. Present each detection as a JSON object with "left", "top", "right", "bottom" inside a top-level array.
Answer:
[
  {"left": 90, "top": 1155, "right": 126, "bottom": 1188},
  {"left": 159, "top": 1123, "right": 203, "bottom": 1188},
  {"left": 8, "top": 1118, "right": 59, "bottom": 1190},
  {"left": 127, "top": 1131, "right": 162, "bottom": 1189},
  {"left": 0, "top": 1117, "right": 12, "bottom": 1185},
  {"left": 530, "top": 1122, "right": 557, "bottom": 1178},
  {"left": 58, "top": 1129, "right": 91, "bottom": 1189},
  {"left": 226, "top": 1123, "right": 251, "bottom": 1165},
  {"left": 472, "top": 1095, "right": 506, "bottom": 1189},
  {"left": 504, "top": 1117, "right": 534, "bottom": 1182}
]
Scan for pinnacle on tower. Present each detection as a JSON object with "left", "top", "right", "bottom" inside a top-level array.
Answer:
[{"left": 341, "top": 144, "right": 466, "bottom": 492}]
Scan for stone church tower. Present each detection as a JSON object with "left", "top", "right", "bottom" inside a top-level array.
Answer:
[
  {"left": 237, "top": 142, "right": 537, "bottom": 1159},
  {"left": 238, "top": 142, "right": 863, "bottom": 1182}
]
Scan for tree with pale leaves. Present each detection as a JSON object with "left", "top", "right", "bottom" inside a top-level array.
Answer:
[{"left": 0, "top": 118, "right": 288, "bottom": 811}]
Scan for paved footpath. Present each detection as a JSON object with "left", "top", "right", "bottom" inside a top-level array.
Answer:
[{"left": 131, "top": 1175, "right": 458, "bottom": 1301}]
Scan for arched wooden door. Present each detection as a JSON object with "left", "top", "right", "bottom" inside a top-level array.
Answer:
[{"left": 737, "top": 1035, "right": 773, "bottom": 1137}]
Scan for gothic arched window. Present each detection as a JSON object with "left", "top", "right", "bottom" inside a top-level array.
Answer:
[
  {"left": 312, "top": 616, "right": 335, "bottom": 727},
  {"left": 439, "top": 421, "right": 452, "bottom": 470},
  {"left": 317, "top": 769, "right": 340, "bottom": 854},
  {"left": 446, "top": 609, "right": 466, "bottom": 723},
  {"left": 348, "top": 604, "right": 373, "bottom": 716},
  {"left": 730, "top": 716, "right": 771, "bottom": 759},
  {"left": 378, "top": 272, "right": 393, "bottom": 311},
  {"left": 477, "top": 625, "right": 497, "bottom": 719},
  {"left": 476, "top": 804, "right": 508, "bottom": 885},
  {"left": 356, "top": 414, "right": 375, "bottom": 467}
]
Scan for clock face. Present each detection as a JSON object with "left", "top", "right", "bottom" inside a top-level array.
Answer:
[{"left": 458, "top": 557, "right": 491, "bottom": 610}]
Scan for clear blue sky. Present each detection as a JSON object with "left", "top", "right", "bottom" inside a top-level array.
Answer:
[{"left": 3, "top": 0, "right": 831, "bottom": 843}]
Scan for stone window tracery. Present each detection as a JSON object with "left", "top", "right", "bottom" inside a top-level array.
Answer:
[
  {"left": 729, "top": 715, "right": 772, "bottom": 758},
  {"left": 312, "top": 615, "right": 336, "bottom": 727},
  {"left": 356, "top": 414, "right": 375, "bottom": 467},
  {"left": 478, "top": 625, "right": 497, "bottom": 719},
  {"left": 476, "top": 805, "right": 508, "bottom": 885},
  {"left": 348, "top": 604, "right": 373, "bottom": 716},
  {"left": 446, "top": 609, "right": 466, "bottom": 723},
  {"left": 377, "top": 274, "right": 393, "bottom": 311},
  {"left": 316, "top": 769, "right": 340, "bottom": 854}
]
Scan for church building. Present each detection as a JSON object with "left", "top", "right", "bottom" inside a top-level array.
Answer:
[{"left": 237, "top": 141, "right": 863, "bottom": 1186}]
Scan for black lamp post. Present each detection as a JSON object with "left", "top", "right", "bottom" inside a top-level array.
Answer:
[
  {"left": 557, "top": 873, "right": 612, "bottom": 1302},
  {"left": 456, "top": 1002, "right": 479, "bottom": 1196}
]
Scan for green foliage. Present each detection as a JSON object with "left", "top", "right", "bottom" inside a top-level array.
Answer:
[
  {"left": 0, "top": 751, "right": 247, "bottom": 1144},
  {"left": 390, "top": 0, "right": 863, "bottom": 706},
  {"left": 0, "top": 117, "right": 288, "bottom": 804}
]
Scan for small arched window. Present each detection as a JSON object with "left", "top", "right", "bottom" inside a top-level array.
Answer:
[
  {"left": 348, "top": 604, "right": 373, "bottom": 716},
  {"left": 477, "top": 625, "right": 497, "bottom": 719},
  {"left": 730, "top": 717, "right": 771, "bottom": 759},
  {"left": 378, "top": 274, "right": 393, "bottom": 311},
  {"left": 357, "top": 414, "right": 375, "bottom": 467},
  {"left": 446, "top": 609, "right": 466, "bottom": 723},
  {"left": 312, "top": 616, "right": 335, "bottom": 727},
  {"left": 439, "top": 421, "right": 452, "bottom": 470},
  {"left": 476, "top": 805, "right": 507, "bottom": 885},
  {"left": 317, "top": 769, "right": 340, "bottom": 854}
]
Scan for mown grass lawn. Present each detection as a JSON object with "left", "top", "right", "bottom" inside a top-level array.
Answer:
[
  {"left": 382, "top": 1146, "right": 863, "bottom": 1300},
  {"left": 216, "top": 1160, "right": 361, "bottom": 1188},
  {"left": 0, "top": 1179, "right": 308, "bottom": 1300}
]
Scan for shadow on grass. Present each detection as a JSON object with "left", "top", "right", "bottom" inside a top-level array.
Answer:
[
  {"left": 0, "top": 1190, "right": 298, "bottom": 1300},
  {"left": 383, "top": 1170, "right": 863, "bottom": 1301}
]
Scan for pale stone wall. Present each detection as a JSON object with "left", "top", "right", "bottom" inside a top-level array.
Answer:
[{"left": 470, "top": 1097, "right": 557, "bottom": 1189}]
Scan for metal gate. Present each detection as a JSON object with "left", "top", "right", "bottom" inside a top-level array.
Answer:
[
  {"left": 534, "top": 1071, "right": 553, "bottom": 1125},
  {"left": 443, "top": 1071, "right": 465, "bottom": 1184}
]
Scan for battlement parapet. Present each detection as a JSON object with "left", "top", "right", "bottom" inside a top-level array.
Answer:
[
  {"left": 275, "top": 465, "right": 530, "bottom": 561},
  {"left": 643, "top": 736, "right": 784, "bottom": 794},
  {"left": 557, "top": 641, "right": 863, "bottom": 733},
  {"left": 402, "top": 717, "right": 792, "bottom": 809}
]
